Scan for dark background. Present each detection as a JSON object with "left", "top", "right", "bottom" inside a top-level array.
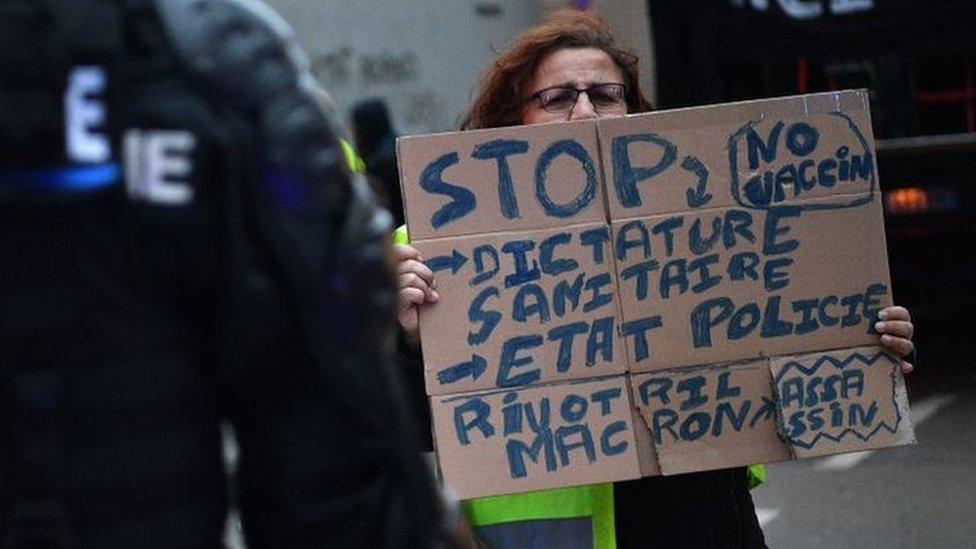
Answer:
[
  {"left": 646, "top": 2, "right": 976, "bottom": 545},
  {"left": 648, "top": 0, "right": 976, "bottom": 359}
]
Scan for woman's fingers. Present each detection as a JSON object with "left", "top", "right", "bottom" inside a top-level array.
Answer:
[
  {"left": 880, "top": 334, "right": 914, "bottom": 358},
  {"left": 393, "top": 243, "right": 422, "bottom": 262},
  {"left": 878, "top": 306, "right": 911, "bottom": 322},
  {"left": 399, "top": 287, "right": 427, "bottom": 309},
  {"left": 874, "top": 306, "right": 915, "bottom": 374},
  {"left": 394, "top": 243, "right": 438, "bottom": 302},
  {"left": 877, "top": 306, "right": 916, "bottom": 374},
  {"left": 397, "top": 286, "right": 426, "bottom": 345},
  {"left": 399, "top": 272, "right": 439, "bottom": 303},
  {"left": 875, "top": 320, "right": 914, "bottom": 340},
  {"left": 397, "top": 258, "right": 435, "bottom": 286}
]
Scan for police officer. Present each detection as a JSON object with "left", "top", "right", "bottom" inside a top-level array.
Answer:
[{"left": 0, "top": 0, "right": 441, "bottom": 547}]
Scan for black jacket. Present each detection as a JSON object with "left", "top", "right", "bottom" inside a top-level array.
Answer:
[
  {"left": 0, "top": 1, "right": 440, "bottom": 547},
  {"left": 614, "top": 468, "right": 767, "bottom": 549}
]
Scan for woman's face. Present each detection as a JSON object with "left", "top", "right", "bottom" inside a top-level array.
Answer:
[{"left": 521, "top": 47, "right": 627, "bottom": 125}]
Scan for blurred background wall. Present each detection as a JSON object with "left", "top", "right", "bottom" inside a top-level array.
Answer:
[
  {"left": 263, "top": 0, "right": 541, "bottom": 134},
  {"left": 262, "top": 0, "right": 656, "bottom": 134}
]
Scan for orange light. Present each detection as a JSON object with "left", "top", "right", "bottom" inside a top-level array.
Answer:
[{"left": 885, "top": 187, "right": 929, "bottom": 215}]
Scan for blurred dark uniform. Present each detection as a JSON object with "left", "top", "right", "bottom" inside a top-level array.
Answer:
[
  {"left": 351, "top": 99, "right": 404, "bottom": 227},
  {"left": 0, "top": 1, "right": 440, "bottom": 547}
]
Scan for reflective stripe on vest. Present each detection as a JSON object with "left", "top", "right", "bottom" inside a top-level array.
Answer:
[{"left": 464, "top": 484, "right": 615, "bottom": 549}]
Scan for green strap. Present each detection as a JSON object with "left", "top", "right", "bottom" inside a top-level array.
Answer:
[
  {"left": 339, "top": 138, "right": 367, "bottom": 174},
  {"left": 463, "top": 484, "right": 615, "bottom": 549}
]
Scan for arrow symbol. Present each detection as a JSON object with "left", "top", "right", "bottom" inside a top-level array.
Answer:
[
  {"left": 436, "top": 354, "right": 487, "bottom": 385},
  {"left": 749, "top": 396, "right": 778, "bottom": 428},
  {"left": 427, "top": 249, "right": 468, "bottom": 274},
  {"left": 682, "top": 155, "right": 712, "bottom": 208}
]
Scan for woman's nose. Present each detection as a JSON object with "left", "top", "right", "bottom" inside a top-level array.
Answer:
[{"left": 568, "top": 91, "right": 598, "bottom": 121}]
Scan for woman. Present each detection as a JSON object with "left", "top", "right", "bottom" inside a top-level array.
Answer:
[{"left": 395, "top": 9, "right": 916, "bottom": 548}]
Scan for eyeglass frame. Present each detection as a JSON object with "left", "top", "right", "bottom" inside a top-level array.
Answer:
[{"left": 525, "top": 82, "right": 629, "bottom": 114}]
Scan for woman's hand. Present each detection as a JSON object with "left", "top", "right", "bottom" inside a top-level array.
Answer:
[
  {"left": 875, "top": 305, "right": 915, "bottom": 374},
  {"left": 394, "top": 244, "right": 438, "bottom": 351}
]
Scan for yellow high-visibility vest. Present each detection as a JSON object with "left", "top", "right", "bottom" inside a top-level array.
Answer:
[{"left": 464, "top": 484, "right": 616, "bottom": 549}]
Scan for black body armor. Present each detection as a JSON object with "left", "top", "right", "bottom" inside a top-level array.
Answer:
[{"left": 0, "top": 1, "right": 439, "bottom": 547}]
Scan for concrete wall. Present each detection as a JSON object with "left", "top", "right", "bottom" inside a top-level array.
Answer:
[
  {"left": 592, "top": 0, "right": 656, "bottom": 106},
  {"left": 262, "top": 1, "right": 655, "bottom": 134},
  {"left": 263, "top": 1, "right": 541, "bottom": 135}
]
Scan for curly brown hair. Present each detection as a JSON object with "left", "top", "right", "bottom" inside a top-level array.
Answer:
[{"left": 460, "top": 9, "right": 653, "bottom": 130}]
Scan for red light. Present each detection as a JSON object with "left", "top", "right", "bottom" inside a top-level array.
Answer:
[{"left": 885, "top": 188, "right": 929, "bottom": 215}]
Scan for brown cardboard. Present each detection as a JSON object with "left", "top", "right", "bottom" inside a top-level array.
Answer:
[
  {"left": 627, "top": 375, "right": 662, "bottom": 477},
  {"left": 631, "top": 360, "right": 792, "bottom": 475},
  {"left": 430, "top": 376, "right": 642, "bottom": 499},
  {"left": 770, "top": 345, "right": 915, "bottom": 459},
  {"left": 397, "top": 120, "right": 606, "bottom": 241},
  {"left": 601, "top": 90, "right": 892, "bottom": 372},
  {"left": 414, "top": 222, "right": 627, "bottom": 395},
  {"left": 597, "top": 90, "right": 876, "bottom": 220},
  {"left": 612, "top": 194, "right": 892, "bottom": 373},
  {"left": 397, "top": 90, "right": 913, "bottom": 498}
]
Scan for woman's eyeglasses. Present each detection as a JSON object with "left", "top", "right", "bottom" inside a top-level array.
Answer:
[{"left": 528, "top": 83, "right": 627, "bottom": 114}]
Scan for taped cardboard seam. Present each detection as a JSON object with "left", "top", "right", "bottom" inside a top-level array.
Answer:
[
  {"left": 614, "top": 90, "right": 870, "bottom": 121},
  {"left": 636, "top": 356, "right": 774, "bottom": 377},
  {"left": 434, "top": 373, "right": 627, "bottom": 403},
  {"left": 632, "top": 398, "right": 662, "bottom": 473},
  {"left": 606, "top": 190, "right": 877, "bottom": 225},
  {"left": 764, "top": 358, "right": 801, "bottom": 461},
  {"left": 408, "top": 219, "right": 614, "bottom": 246},
  {"left": 592, "top": 118, "right": 614, "bottom": 224}
]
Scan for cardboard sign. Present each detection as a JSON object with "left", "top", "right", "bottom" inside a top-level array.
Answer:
[
  {"left": 399, "top": 90, "right": 915, "bottom": 499},
  {"left": 430, "top": 376, "right": 642, "bottom": 499},
  {"left": 413, "top": 223, "right": 627, "bottom": 395},
  {"left": 770, "top": 345, "right": 915, "bottom": 458},
  {"left": 611, "top": 201, "right": 891, "bottom": 372},
  {"left": 597, "top": 92, "right": 876, "bottom": 220},
  {"left": 600, "top": 91, "right": 891, "bottom": 372},
  {"left": 397, "top": 120, "right": 606, "bottom": 242},
  {"left": 631, "top": 359, "right": 792, "bottom": 475}
]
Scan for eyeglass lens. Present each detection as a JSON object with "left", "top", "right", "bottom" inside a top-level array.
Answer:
[{"left": 537, "top": 84, "right": 625, "bottom": 113}]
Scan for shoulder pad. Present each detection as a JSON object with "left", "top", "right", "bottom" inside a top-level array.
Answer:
[
  {"left": 153, "top": 0, "right": 307, "bottom": 109},
  {"left": 153, "top": 0, "right": 349, "bottom": 206}
]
